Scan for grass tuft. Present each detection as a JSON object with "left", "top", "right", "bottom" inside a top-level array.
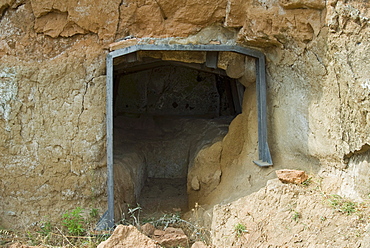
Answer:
[
  {"left": 234, "top": 223, "right": 248, "bottom": 237},
  {"left": 328, "top": 194, "right": 357, "bottom": 215}
]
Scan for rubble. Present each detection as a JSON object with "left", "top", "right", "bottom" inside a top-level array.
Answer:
[{"left": 275, "top": 169, "right": 309, "bottom": 184}]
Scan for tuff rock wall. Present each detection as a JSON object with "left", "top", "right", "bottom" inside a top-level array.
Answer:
[{"left": 0, "top": 0, "right": 369, "bottom": 228}]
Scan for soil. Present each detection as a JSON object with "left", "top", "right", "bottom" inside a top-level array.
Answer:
[
  {"left": 139, "top": 177, "right": 188, "bottom": 220},
  {"left": 210, "top": 177, "right": 370, "bottom": 247},
  {"left": 2, "top": 176, "right": 370, "bottom": 247}
]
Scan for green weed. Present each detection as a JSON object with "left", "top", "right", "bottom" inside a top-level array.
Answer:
[
  {"left": 90, "top": 208, "right": 99, "bottom": 219},
  {"left": 38, "top": 220, "right": 52, "bottom": 236},
  {"left": 234, "top": 223, "right": 247, "bottom": 237},
  {"left": 62, "top": 207, "right": 86, "bottom": 236},
  {"left": 328, "top": 194, "right": 357, "bottom": 215},
  {"left": 292, "top": 211, "right": 301, "bottom": 222},
  {"left": 302, "top": 177, "right": 312, "bottom": 186},
  {"left": 340, "top": 201, "right": 357, "bottom": 215}
]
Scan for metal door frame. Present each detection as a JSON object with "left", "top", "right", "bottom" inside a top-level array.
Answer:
[{"left": 105, "top": 44, "right": 273, "bottom": 228}]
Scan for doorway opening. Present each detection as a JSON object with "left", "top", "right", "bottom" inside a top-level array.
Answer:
[
  {"left": 104, "top": 44, "right": 272, "bottom": 228},
  {"left": 113, "top": 58, "right": 243, "bottom": 220}
]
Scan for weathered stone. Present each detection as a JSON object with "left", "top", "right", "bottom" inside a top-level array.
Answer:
[
  {"left": 191, "top": 176, "right": 200, "bottom": 191},
  {"left": 239, "top": 56, "right": 256, "bottom": 88},
  {"left": 154, "top": 229, "right": 165, "bottom": 237},
  {"left": 1, "top": 0, "right": 370, "bottom": 238},
  {"left": 153, "top": 227, "right": 189, "bottom": 248},
  {"left": 188, "top": 141, "right": 223, "bottom": 207},
  {"left": 34, "top": 11, "right": 87, "bottom": 38},
  {"left": 30, "top": 0, "right": 121, "bottom": 39},
  {"left": 224, "top": 0, "right": 246, "bottom": 28},
  {"left": 0, "top": 0, "right": 15, "bottom": 16},
  {"left": 109, "top": 38, "right": 140, "bottom": 51},
  {"left": 226, "top": 53, "right": 245, "bottom": 79},
  {"left": 97, "top": 225, "right": 157, "bottom": 248},
  {"left": 275, "top": 169, "right": 309, "bottom": 184},
  {"left": 7, "top": 243, "right": 42, "bottom": 248},
  {"left": 141, "top": 223, "right": 156, "bottom": 236},
  {"left": 117, "top": 0, "right": 227, "bottom": 37},
  {"left": 279, "top": 0, "right": 326, "bottom": 10},
  {"left": 191, "top": 241, "right": 209, "bottom": 248}
]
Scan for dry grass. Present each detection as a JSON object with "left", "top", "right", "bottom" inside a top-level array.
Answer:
[{"left": 1, "top": 209, "right": 111, "bottom": 248}]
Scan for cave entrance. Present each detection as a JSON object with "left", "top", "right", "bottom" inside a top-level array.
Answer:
[
  {"left": 112, "top": 59, "right": 241, "bottom": 220},
  {"left": 104, "top": 44, "right": 272, "bottom": 228}
]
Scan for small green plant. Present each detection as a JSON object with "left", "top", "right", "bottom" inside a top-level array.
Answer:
[
  {"left": 151, "top": 213, "right": 183, "bottom": 229},
  {"left": 302, "top": 177, "right": 312, "bottom": 186},
  {"left": 62, "top": 207, "right": 86, "bottom": 236},
  {"left": 141, "top": 216, "right": 156, "bottom": 224},
  {"left": 292, "top": 211, "right": 301, "bottom": 222},
  {"left": 328, "top": 194, "right": 341, "bottom": 207},
  {"left": 89, "top": 208, "right": 99, "bottom": 219},
  {"left": 341, "top": 201, "right": 357, "bottom": 215},
  {"left": 234, "top": 223, "right": 247, "bottom": 237},
  {"left": 38, "top": 220, "right": 52, "bottom": 236},
  {"left": 328, "top": 194, "right": 357, "bottom": 215},
  {"left": 26, "top": 231, "right": 41, "bottom": 246}
]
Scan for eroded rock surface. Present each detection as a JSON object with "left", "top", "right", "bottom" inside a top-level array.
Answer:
[{"left": 1, "top": 0, "right": 370, "bottom": 236}]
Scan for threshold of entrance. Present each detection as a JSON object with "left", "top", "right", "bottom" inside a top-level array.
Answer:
[{"left": 139, "top": 178, "right": 188, "bottom": 219}]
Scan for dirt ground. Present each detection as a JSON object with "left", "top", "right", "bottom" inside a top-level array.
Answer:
[
  {"left": 139, "top": 177, "right": 188, "bottom": 220},
  {"left": 2, "top": 176, "right": 370, "bottom": 247},
  {"left": 210, "top": 177, "right": 370, "bottom": 247}
]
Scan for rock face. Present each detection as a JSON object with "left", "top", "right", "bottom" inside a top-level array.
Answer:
[
  {"left": 1, "top": 0, "right": 370, "bottom": 234},
  {"left": 30, "top": 0, "right": 121, "bottom": 39},
  {"left": 97, "top": 225, "right": 157, "bottom": 248},
  {"left": 117, "top": 0, "right": 227, "bottom": 38}
]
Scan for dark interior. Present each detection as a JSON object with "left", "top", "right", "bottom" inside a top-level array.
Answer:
[{"left": 112, "top": 56, "right": 245, "bottom": 219}]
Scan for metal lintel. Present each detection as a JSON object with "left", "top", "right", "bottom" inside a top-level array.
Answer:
[
  {"left": 205, "top": 51, "right": 218, "bottom": 69},
  {"left": 104, "top": 44, "right": 273, "bottom": 229}
]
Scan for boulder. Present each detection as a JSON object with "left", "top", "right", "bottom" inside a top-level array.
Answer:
[
  {"left": 153, "top": 227, "right": 189, "bottom": 248},
  {"left": 275, "top": 169, "right": 309, "bottom": 184},
  {"left": 7, "top": 243, "right": 42, "bottom": 248},
  {"left": 191, "top": 241, "right": 209, "bottom": 248},
  {"left": 141, "top": 223, "right": 156, "bottom": 236},
  {"left": 97, "top": 225, "right": 157, "bottom": 248}
]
